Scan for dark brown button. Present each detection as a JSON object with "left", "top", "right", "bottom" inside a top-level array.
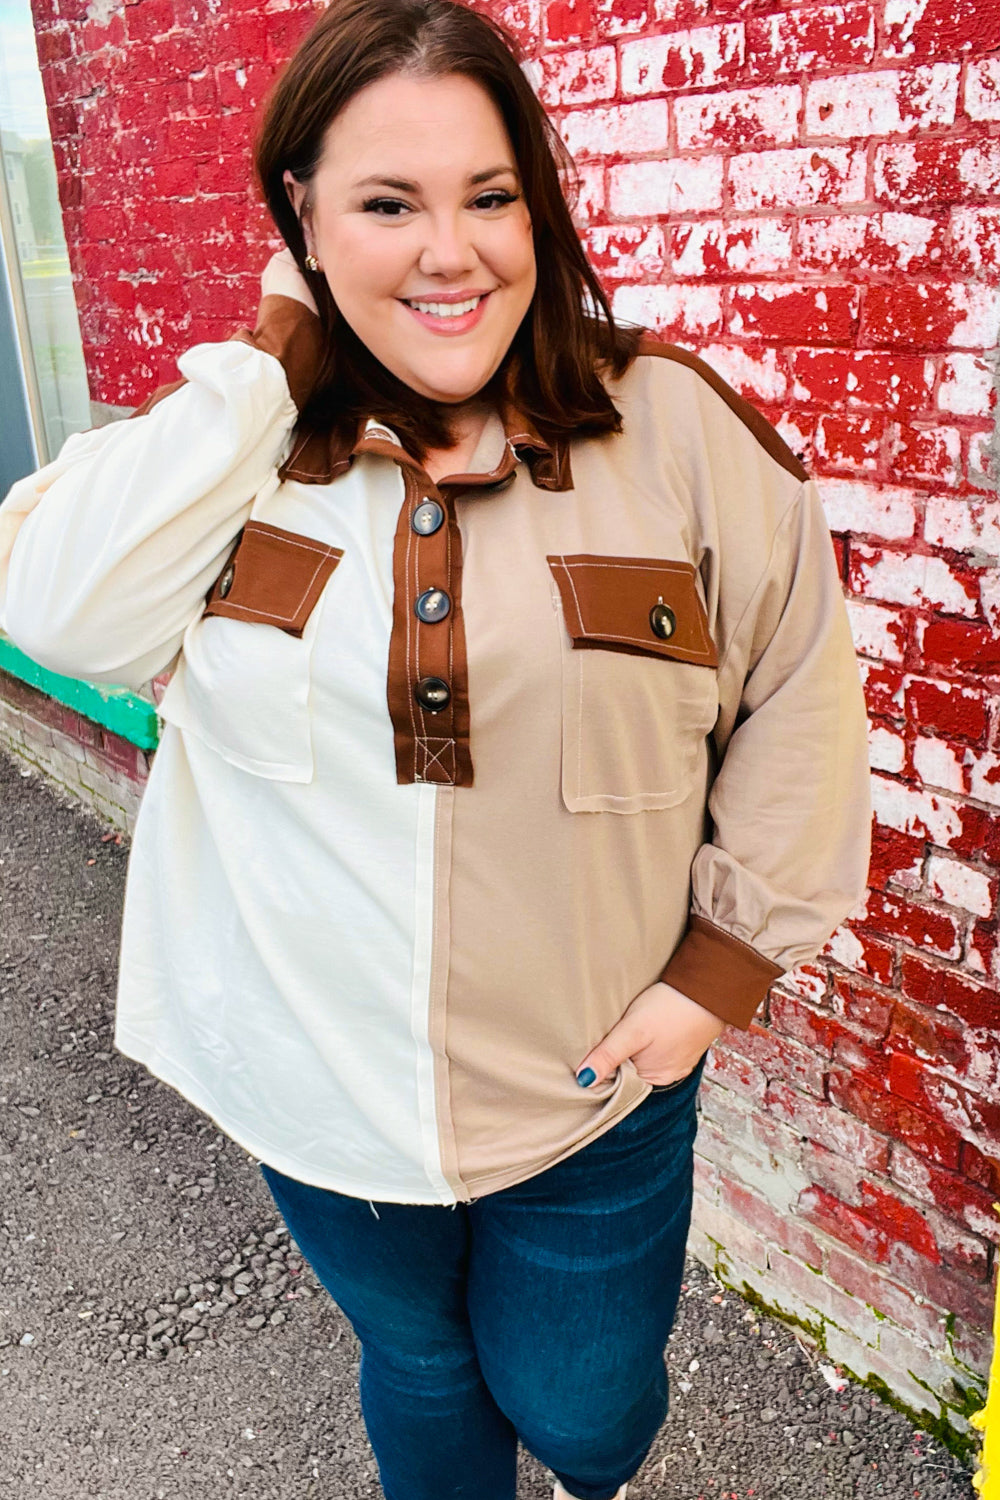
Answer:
[
  {"left": 411, "top": 501, "right": 444, "bottom": 535},
  {"left": 414, "top": 676, "right": 450, "bottom": 713},
  {"left": 650, "top": 602, "right": 676, "bottom": 640},
  {"left": 414, "top": 588, "right": 451, "bottom": 623},
  {"left": 219, "top": 564, "right": 235, "bottom": 598}
]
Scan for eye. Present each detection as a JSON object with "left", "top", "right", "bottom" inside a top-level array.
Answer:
[
  {"left": 362, "top": 197, "right": 413, "bottom": 217},
  {"left": 472, "top": 189, "right": 519, "bottom": 210}
]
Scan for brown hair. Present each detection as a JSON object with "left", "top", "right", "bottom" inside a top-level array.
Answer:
[{"left": 253, "top": 0, "right": 641, "bottom": 459}]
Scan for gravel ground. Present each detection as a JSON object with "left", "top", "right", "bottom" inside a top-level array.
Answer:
[{"left": 0, "top": 747, "right": 977, "bottom": 1500}]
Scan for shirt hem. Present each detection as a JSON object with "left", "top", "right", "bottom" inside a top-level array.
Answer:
[
  {"left": 113, "top": 1028, "right": 460, "bottom": 1206},
  {"left": 461, "top": 1077, "right": 654, "bottom": 1200}
]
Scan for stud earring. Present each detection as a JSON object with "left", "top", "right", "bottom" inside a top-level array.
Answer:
[{"left": 305, "top": 253, "right": 321, "bottom": 272}]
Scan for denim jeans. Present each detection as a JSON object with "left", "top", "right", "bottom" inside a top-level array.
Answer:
[{"left": 259, "top": 1052, "right": 706, "bottom": 1500}]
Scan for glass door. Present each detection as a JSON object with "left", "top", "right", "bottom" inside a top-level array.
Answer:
[{"left": 0, "top": 0, "right": 91, "bottom": 482}]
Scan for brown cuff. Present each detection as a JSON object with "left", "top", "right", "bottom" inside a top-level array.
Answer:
[
  {"left": 229, "top": 293, "right": 324, "bottom": 413},
  {"left": 659, "top": 913, "right": 784, "bottom": 1030}
]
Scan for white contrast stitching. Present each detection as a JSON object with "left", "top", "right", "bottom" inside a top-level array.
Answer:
[
  {"left": 209, "top": 537, "right": 342, "bottom": 623},
  {"left": 556, "top": 558, "right": 714, "bottom": 657}
]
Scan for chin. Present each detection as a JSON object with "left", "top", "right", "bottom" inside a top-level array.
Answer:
[{"left": 407, "top": 365, "right": 501, "bottom": 406}]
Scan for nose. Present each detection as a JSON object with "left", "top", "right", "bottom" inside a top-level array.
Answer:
[{"left": 417, "top": 212, "right": 478, "bottom": 280}]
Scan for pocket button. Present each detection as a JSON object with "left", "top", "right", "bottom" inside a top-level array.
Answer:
[
  {"left": 649, "top": 601, "right": 677, "bottom": 640},
  {"left": 218, "top": 564, "right": 235, "bottom": 598}
]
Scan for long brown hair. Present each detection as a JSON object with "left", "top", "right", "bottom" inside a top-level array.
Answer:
[{"left": 253, "top": 0, "right": 641, "bottom": 459}]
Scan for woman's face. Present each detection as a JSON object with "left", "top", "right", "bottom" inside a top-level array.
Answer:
[{"left": 284, "top": 71, "right": 537, "bottom": 407}]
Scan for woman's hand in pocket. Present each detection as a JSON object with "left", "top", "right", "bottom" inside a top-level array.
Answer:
[
  {"left": 260, "top": 248, "right": 319, "bottom": 316},
  {"left": 575, "top": 981, "right": 725, "bottom": 1090}
]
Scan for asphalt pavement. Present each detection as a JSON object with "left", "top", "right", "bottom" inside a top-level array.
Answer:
[{"left": 0, "top": 746, "right": 977, "bottom": 1499}]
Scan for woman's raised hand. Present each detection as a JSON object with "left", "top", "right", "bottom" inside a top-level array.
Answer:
[{"left": 260, "top": 248, "right": 319, "bottom": 316}]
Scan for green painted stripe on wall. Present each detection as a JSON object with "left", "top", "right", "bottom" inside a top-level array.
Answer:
[{"left": 0, "top": 634, "right": 160, "bottom": 751}]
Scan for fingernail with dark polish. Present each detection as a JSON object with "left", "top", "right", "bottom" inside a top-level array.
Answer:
[{"left": 576, "top": 1067, "right": 596, "bottom": 1088}]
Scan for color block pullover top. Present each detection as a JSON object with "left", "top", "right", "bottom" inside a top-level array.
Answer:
[{"left": 0, "top": 296, "right": 872, "bottom": 1205}]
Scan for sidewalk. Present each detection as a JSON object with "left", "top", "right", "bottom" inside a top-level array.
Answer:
[{"left": 0, "top": 748, "right": 977, "bottom": 1500}]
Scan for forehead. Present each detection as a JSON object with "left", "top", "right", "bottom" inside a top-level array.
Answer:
[{"left": 317, "top": 71, "right": 516, "bottom": 180}]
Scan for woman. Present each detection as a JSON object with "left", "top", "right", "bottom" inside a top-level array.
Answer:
[{"left": 0, "top": 2, "right": 872, "bottom": 1497}]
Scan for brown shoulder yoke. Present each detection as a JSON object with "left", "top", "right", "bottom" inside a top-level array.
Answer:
[{"left": 637, "top": 335, "right": 808, "bottom": 484}]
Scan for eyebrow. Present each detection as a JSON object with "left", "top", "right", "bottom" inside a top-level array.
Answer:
[{"left": 352, "top": 165, "right": 519, "bottom": 192}]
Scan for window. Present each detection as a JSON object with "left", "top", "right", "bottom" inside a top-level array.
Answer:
[{"left": 0, "top": 0, "right": 91, "bottom": 467}]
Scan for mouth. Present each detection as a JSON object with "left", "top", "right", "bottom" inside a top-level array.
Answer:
[{"left": 400, "top": 291, "right": 492, "bottom": 333}]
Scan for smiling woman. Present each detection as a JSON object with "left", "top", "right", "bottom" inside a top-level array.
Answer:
[
  {"left": 253, "top": 0, "right": 641, "bottom": 469},
  {"left": 280, "top": 71, "right": 538, "bottom": 473}
]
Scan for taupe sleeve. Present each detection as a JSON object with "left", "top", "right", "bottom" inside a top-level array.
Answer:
[{"left": 660, "top": 480, "right": 872, "bottom": 1029}]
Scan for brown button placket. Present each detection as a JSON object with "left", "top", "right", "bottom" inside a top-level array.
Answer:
[{"left": 387, "top": 467, "right": 474, "bottom": 788}]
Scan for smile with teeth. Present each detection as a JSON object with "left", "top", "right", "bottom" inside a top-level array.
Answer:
[{"left": 404, "top": 294, "right": 487, "bottom": 317}]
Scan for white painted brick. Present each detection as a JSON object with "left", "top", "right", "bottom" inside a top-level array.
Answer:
[
  {"left": 853, "top": 549, "right": 978, "bottom": 617},
  {"left": 870, "top": 772, "right": 965, "bottom": 848},
  {"left": 877, "top": 1324, "right": 977, "bottom": 1401},
  {"left": 695, "top": 343, "right": 788, "bottom": 402},
  {"left": 951, "top": 207, "right": 1000, "bottom": 273},
  {"left": 773, "top": 965, "right": 829, "bottom": 1005},
  {"left": 734, "top": 1151, "right": 812, "bottom": 1216},
  {"left": 713, "top": 1256, "right": 828, "bottom": 1348},
  {"left": 943, "top": 284, "right": 1000, "bottom": 349},
  {"left": 730, "top": 146, "right": 867, "bottom": 211},
  {"left": 612, "top": 282, "right": 723, "bottom": 337},
  {"left": 571, "top": 163, "right": 604, "bottom": 222},
  {"left": 825, "top": 926, "right": 873, "bottom": 974},
  {"left": 912, "top": 736, "right": 968, "bottom": 796},
  {"left": 595, "top": 0, "right": 650, "bottom": 35},
  {"left": 799, "top": 211, "right": 945, "bottom": 272},
  {"left": 805, "top": 65, "right": 958, "bottom": 138},
  {"left": 968, "top": 430, "right": 998, "bottom": 495},
  {"left": 609, "top": 155, "right": 724, "bottom": 217},
  {"left": 539, "top": 45, "right": 617, "bottom": 107},
  {"left": 845, "top": 598, "right": 907, "bottom": 663},
  {"left": 822, "top": 1326, "right": 939, "bottom": 1417},
  {"left": 966, "top": 58, "right": 1000, "bottom": 122},
  {"left": 668, "top": 218, "right": 794, "bottom": 277},
  {"left": 798, "top": 212, "right": 868, "bottom": 266},
  {"left": 620, "top": 24, "right": 744, "bottom": 98},
  {"left": 691, "top": 1200, "right": 769, "bottom": 1273},
  {"left": 653, "top": 0, "right": 713, "bottom": 19},
  {"left": 965, "top": 750, "right": 1000, "bottom": 811},
  {"left": 818, "top": 480, "right": 919, "bottom": 541},
  {"left": 877, "top": 211, "right": 946, "bottom": 268},
  {"left": 937, "top": 354, "right": 995, "bottom": 418},
  {"left": 584, "top": 224, "right": 665, "bottom": 279},
  {"left": 927, "top": 855, "right": 994, "bottom": 917},
  {"left": 774, "top": 414, "right": 813, "bottom": 467},
  {"left": 674, "top": 83, "right": 799, "bottom": 152},
  {"left": 924, "top": 496, "right": 1000, "bottom": 556},
  {"left": 883, "top": 0, "right": 931, "bottom": 57},
  {"left": 560, "top": 99, "right": 668, "bottom": 158},
  {"left": 869, "top": 724, "right": 906, "bottom": 773}
]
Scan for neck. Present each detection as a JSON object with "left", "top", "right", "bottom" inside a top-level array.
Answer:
[{"left": 422, "top": 400, "right": 494, "bottom": 483}]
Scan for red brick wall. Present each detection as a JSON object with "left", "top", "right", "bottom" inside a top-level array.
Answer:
[{"left": 29, "top": 0, "right": 1000, "bottom": 1429}]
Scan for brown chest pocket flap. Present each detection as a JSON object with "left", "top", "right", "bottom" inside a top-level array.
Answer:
[
  {"left": 546, "top": 553, "right": 718, "bottom": 813},
  {"left": 546, "top": 554, "right": 717, "bottom": 666},
  {"left": 203, "top": 520, "right": 344, "bottom": 637}
]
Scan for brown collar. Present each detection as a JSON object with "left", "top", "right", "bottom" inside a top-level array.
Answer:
[{"left": 277, "top": 401, "right": 573, "bottom": 492}]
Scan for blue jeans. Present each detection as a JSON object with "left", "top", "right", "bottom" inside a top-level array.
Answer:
[{"left": 259, "top": 1054, "right": 706, "bottom": 1500}]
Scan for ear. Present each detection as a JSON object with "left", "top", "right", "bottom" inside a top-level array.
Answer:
[{"left": 282, "top": 170, "right": 313, "bottom": 244}]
